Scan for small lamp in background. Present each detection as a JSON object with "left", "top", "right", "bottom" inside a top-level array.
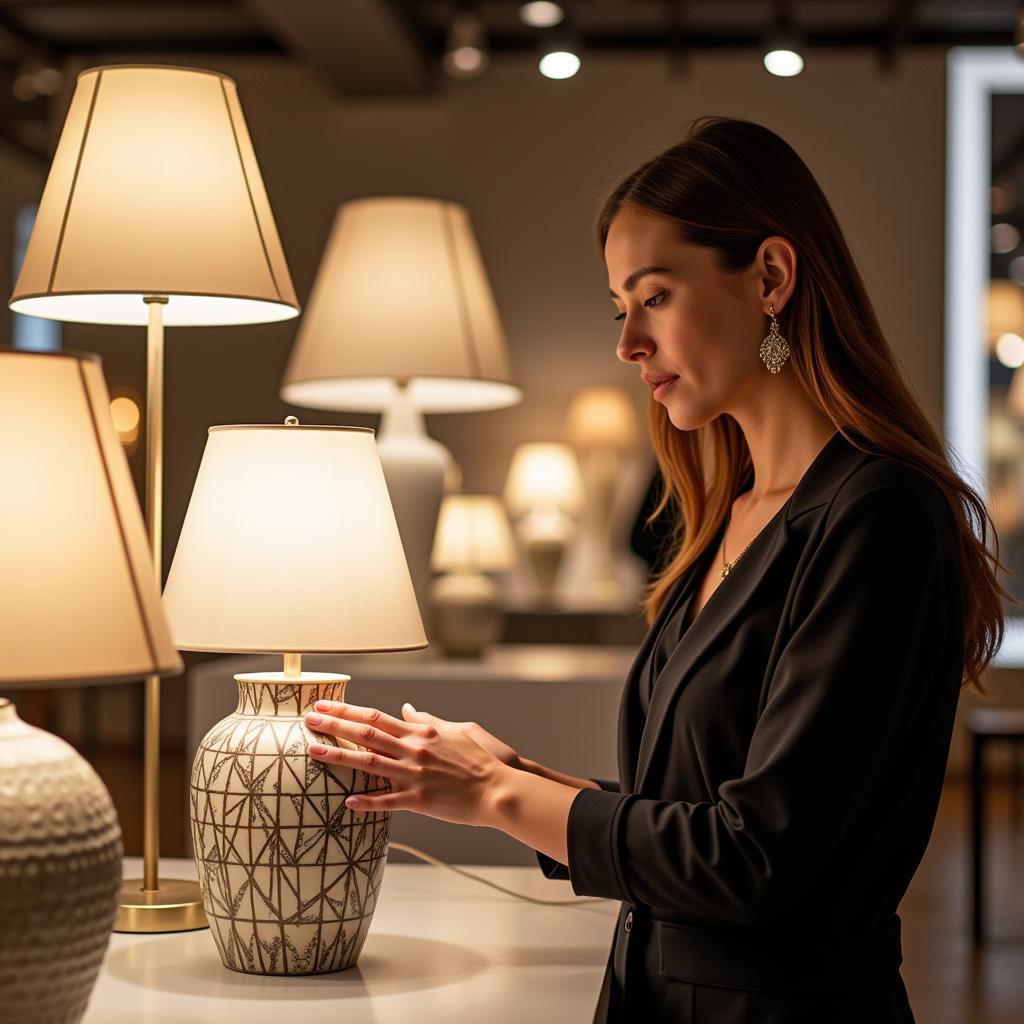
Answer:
[
  {"left": 566, "top": 386, "right": 639, "bottom": 602},
  {"left": 503, "top": 442, "right": 583, "bottom": 601},
  {"left": 429, "top": 495, "right": 516, "bottom": 657},
  {"left": 161, "top": 418, "right": 426, "bottom": 976}
]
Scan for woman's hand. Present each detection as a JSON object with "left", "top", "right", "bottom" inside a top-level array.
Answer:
[
  {"left": 303, "top": 699, "right": 512, "bottom": 827},
  {"left": 400, "top": 703, "right": 522, "bottom": 770}
]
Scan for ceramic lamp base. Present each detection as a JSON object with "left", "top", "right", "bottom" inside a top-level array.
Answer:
[
  {"left": 428, "top": 571, "right": 503, "bottom": 657},
  {"left": 190, "top": 672, "right": 392, "bottom": 975}
]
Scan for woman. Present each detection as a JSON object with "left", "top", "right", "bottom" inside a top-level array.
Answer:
[{"left": 302, "top": 117, "right": 1012, "bottom": 1022}]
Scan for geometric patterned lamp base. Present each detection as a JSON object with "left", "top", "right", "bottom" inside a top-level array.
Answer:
[{"left": 190, "top": 672, "right": 392, "bottom": 975}]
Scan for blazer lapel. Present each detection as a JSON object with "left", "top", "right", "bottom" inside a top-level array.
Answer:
[{"left": 631, "top": 430, "right": 871, "bottom": 794}]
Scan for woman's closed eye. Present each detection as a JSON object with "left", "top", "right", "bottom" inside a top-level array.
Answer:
[{"left": 613, "top": 291, "right": 668, "bottom": 321}]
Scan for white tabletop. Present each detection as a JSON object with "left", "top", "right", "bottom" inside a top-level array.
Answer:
[{"left": 85, "top": 857, "right": 619, "bottom": 1023}]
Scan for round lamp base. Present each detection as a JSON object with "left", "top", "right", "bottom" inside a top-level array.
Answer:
[{"left": 113, "top": 878, "right": 209, "bottom": 933}]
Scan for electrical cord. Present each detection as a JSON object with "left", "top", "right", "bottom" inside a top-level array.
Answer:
[{"left": 387, "top": 840, "right": 613, "bottom": 906}]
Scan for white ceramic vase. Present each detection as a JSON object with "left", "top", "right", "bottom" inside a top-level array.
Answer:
[
  {"left": 190, "top": 672, "right": 392, "bottom": 975},
  {"left": 0, "top": 698, "right": 122, "bottom": 1023}
]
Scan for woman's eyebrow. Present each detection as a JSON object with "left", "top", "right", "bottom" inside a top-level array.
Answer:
[{"left": 608, "top": 265, "right": 671, "bottom": 298}]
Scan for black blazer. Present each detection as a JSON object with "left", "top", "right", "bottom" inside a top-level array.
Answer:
[{"left": 536, "top": 430, "right": 965, "bottom": 1023}]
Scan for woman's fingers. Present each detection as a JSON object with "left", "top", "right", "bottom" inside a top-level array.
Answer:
[
  {"left": 311, "top": 700, "right": 426, "bottom": 740},
  {"left": 306, "top": 710, "right": 407, "bottom": 758},
  {"left": 307, "top": 740, "right": 421, "bottom": 782}
]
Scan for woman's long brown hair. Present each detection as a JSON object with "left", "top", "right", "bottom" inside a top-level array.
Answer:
[{"left": 597, "top": 116, "right": 1014, "bottom": 697}]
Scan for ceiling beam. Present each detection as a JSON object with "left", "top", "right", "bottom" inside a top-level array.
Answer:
[{"left": 243, "top": 0, "right": 430, "bottom": 96}]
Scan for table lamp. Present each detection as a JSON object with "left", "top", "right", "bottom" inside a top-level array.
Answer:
[
  {"left": 8, "top": 64, "right": 299, "bottom": 933},
  {"left": 428, "top": 494, "right": 517, "bottom": 656},
  {"left": 279, "top": 196, "right": 522, "bottom": 636},
  {"left": 503, "top": 441, "right": 584, "bottom": 600},
  {"left": 161, "top": 418, "right": 426, "bottom": 976},
  {"left": 566, "top": 385, "right": 639, "bottom": 602},
  {"left": 0, "top": 348, "right": 182, "bottom": 1022}
]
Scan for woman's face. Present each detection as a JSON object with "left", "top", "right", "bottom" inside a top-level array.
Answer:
[{"left": 606, "top": 205, "right": 766, "bottom": 432}]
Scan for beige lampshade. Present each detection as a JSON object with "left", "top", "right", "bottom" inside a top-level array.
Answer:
[
  {"left": 280, "top": 196, "right": 521, "bottom": 413},
  {"left": 9, "top": 64, "right": 298, "bottom": 327},
  {"left": 503, "top": 442, "right": 584, "bottom": 517},
  {"left": 430, "top": 495, "right": 517, "bottom": 573},
  {"left": 986, "top": 279, "right": 1024, "bottom": 353},
  {"left": 162, "top": 423, "right": 427, "bottom": 654},
  {"left": 566, "top": 386, "right": 639, "bottom": 449},
  {"left": 0, "top": 349, "right": 182, "bottom": 684}
]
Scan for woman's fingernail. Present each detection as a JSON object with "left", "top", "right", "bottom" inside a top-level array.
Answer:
[
  {"left": 315, "top": 700, "right": 331, "bottom": 711},
  {"left": 404, "top": 702, "right": 416, "bottom": 713},
  {"left": 306, "top": 712, "right": 322, "bottom": 725},
  {"left": 309, "top": 744, "right": 328, "bottom": 756},
  {"left": 346, "top": 797, "right": 360, "bottom": 809}
]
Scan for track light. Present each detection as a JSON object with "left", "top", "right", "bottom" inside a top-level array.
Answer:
[
  {"left": 763, "top": 1, "right": 805, "bottom": 77},
  {"left": 443, "top": 10, "right": 490, "bottom": 79},
  {"left": 519, "top": 2, "right": 564, "bottom": 28}
]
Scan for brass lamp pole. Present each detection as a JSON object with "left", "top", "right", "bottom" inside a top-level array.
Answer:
[{"left": 9, "top": 65, "right": 299, "bottom": 931}]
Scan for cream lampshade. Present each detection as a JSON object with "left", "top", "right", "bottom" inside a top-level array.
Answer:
[
  {"left": 0, "top": 349, "right": 181, "bottom": 682},
  {"left": 161, "top": 418, "right": 426, "bottom": 976},
  {"left": 566, "top": 386, "right": 640, "bottom": 602},
  {"left": 0, "top": 348, "right": 182, "bottom": 1024},
  {"left": 7, "top": 64, "right": 299, "bottom": 933},
  {"left": 280, "top": 197, "right": 522, "bottom": 646},
  {"left": 503, "top": 442, "right": 583, "bottom": 600},
  {"left": 9, "top": 65, "right": 297, "bottom": 325},
  {"left": 428, "top": 495, "right": 516, "bottom": 657}
]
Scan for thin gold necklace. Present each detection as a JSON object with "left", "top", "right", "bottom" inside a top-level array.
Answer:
[{"left": 721, "top": 517, "right": 754, "bottom": 579}]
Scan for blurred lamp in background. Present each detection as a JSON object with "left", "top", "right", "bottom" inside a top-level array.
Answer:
[
  {"left": 503, "top": 441, "right": 583, "bottom": 601},
  {"left": 429, "top": 494, "right": 517, "bottom": 657},
  {"left": 566, "top": 385, "right": 639, "bottom": 602}
]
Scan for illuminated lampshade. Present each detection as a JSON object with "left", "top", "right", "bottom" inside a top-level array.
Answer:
[
  {"left": 986, "top": 279, "right": 1024, "bottom": 354},
  {"left": 9, "top": 65, "right": 297, "bottom": 327},
  {"left": 162, "top": 422, "right": 426, "bottom": 653},
  {"left": 431, "top": 495, "right": 516, "bottom": 573},
  {"left": 0, "top": 348, "right": 182, "bottom": 683},
  {"left": 504, "top": 442, "right": 584, "bottom": 518},
  {"left": 566, "top": 386, "right": 639, "bottom": 449},
  {"left": 280, "top": 196, "right": 520, "bottom": 413}
]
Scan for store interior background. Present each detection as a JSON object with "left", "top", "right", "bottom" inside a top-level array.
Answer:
[{"left": 0, "top": 4, "right": 1021, "bottom": 1017}]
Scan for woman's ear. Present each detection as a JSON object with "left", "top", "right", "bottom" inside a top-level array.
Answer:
[{"left": 757, "top": 235, "right": 797, "bottom": 314}]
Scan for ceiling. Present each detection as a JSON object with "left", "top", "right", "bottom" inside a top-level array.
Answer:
[{"left": 0, "top": 0, "right": 1017, "bottom": 160}]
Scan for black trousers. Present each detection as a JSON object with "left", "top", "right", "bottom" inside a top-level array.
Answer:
[{"left": 609, "top": 910, "right": 916, "bottom": 1024}]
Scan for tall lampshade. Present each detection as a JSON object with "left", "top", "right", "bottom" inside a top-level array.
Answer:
[
  {"left": 280, "top": 196, "right": 518, "bottom": 412},
  {"left": 162, "top": 420, "right": 426, "bottom": 977},
  {"left": 9, "top": 64, "right": 298, "bottom": 326},
  {"left": 431, "top": 494, "right": 517, "bottom": 573},
  {"left": 162, "top": 422, "right": 426, "bottom": 653},
  {"left": 0, "top": 349, "right": 181, "bottom": 682},
  {"left": 0, "top": 348, "right": 180, "bottom": 1024}
]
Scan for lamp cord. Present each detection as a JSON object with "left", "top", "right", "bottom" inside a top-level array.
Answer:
[{"left": 387, "top": 840, "right": 612, "bottom": 907}]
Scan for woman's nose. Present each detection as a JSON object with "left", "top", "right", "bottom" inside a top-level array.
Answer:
[{"left": 616, "top": 322, "right": 654, "bottom": 364}]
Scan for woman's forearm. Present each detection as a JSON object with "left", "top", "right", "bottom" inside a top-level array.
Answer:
[
  {"left": 516, "top": 755, "right": 602, "bottom": 791},
  {"left": 481, "top": 762, "right": 584, "bottom": 865}
]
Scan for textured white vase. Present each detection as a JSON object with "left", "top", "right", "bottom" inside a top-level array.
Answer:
[
  {"left": 190, "top": 673, "right": 392, "bottom": 975},
  {"left": 0, "top": 698, "right": 122, "bottom": 1023}
]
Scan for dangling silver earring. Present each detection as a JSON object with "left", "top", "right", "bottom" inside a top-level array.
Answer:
[{"left": 759, "top": 303, "right": 790, "bottom": 374}]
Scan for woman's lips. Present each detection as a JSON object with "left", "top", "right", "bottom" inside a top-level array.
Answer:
[{"left": 651, "top": 376, "right": 678, "bottom": 401}]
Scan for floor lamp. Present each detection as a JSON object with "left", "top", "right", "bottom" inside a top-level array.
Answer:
[
  {"left": 279, "top": 197, "right": 521, "bottom": 641},
  {"left": 8, "top": 64, "right": 299, "bottom": 933}
]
